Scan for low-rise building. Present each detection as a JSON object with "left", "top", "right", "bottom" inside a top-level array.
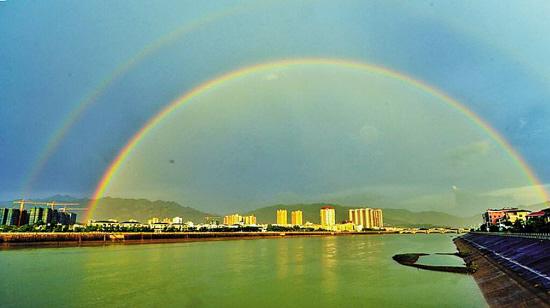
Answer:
[
  {"left": 88, "top": 219, "right": 119, "bottom": 228},
  {"left": 482, "top": 208, "right": 531, "bottom": 227},
  {"left": 526, "top": 208, "right": 550, "bottom": 223},
  {"left": 482, "top": 209, "right": 507, "bottom": 226},
  {"left": 120, "top": 219, "right": 142, "bottom": 228},
  {"left": 504, "top": 209, "right": 531, "bottom": 223}
]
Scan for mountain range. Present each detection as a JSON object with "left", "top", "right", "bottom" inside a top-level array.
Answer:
[{"left": 1, "top": 196, "right": 491, "bottom": 227}]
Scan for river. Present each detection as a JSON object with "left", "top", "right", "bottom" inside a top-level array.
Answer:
[{"left": 0, "top": 234, "right": 486, "bottom": 307}]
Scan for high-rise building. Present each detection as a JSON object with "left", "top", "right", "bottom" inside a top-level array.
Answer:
[
  {"left": 291, "top": 210, "right": 303, "bottom": 225},
  {"left": 0, "top": 208, "right": 8, "bottom": 225},
  {"left": 370, "top": 208, "right": 383, "bottom": 228},
  {"left": 224, "top": 214, "right": 243, "bottom": 225},
  {"left": 348, "top": 208, "right": 383, "bottom": 228},
  {"left": 28, "top": 207, "right": 44, "bottom": 225},
  {"left": 243, "top": 215, "right": 257, "bottom": 225},
  {"left": 320, "top": 206, "right": 335, "bottom": 226},
  {"left": 5, "top": 208, "right": 21, "bottom": 226},
  {"left": 276, "top": 209, "right": 288, "bottom": 225},
  {"left": 348, "top": 208, "right": 371, "bottom": 228},
  {"left": 40, "top": 208, "right": 53, "bottom": 225}
]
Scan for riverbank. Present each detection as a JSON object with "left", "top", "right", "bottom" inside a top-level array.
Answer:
[
  {"left": 455, "top": 235, "right": 550, "bottom": 308},
  {"left": 0, "top": 230, "right": 399, "bottom": 249}
]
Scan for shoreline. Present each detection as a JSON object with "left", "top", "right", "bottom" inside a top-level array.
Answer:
[
  {"left": 454, "top": 237, "right": 550, "bottom": 308},
  {"left": 0, "top": 230, "right": 404, "bottom": 249}
]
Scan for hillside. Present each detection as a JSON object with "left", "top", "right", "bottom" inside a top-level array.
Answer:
[
  {"left": 2, "top": 196, "right": 496, "bottom": 227},
  {"left": 3, "top": 196, "right": 213, "bottom": 223},
  {"left": 245, "top": 203, "right": 481, "bottom": 227},
  {"left": 88, "top": 197, "right": 214, "bottom": 223}
]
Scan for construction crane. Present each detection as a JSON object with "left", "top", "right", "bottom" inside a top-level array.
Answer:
[
  {"left": 12, "top": 200, "right": 81, "bottom": 226},
  {"left": 13, "top": 200, "right": 80, "bottom": 211}
]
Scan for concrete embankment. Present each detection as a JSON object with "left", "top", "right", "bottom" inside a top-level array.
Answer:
[
  {"left": 455, "top": 233, "right": 550, "bottom": 308},
  {"left": 0, "top": 231, "right": 396, "bottom": 248}
]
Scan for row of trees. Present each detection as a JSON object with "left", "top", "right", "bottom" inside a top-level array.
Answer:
[
  {"left": 479, "top": 218, "right": 550, "bottom": 233},
  {"left": 0, "top": 223, "right": 71, "bottom": 233}
]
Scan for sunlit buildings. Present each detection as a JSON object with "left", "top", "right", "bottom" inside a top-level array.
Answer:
[
  {"left": 276, "top": 209, "right": 288, "bottom": 225},
  {"left": 503, "top": 209, "right": 531, "bottom": 223},
  {"left": 0, "top": 208, "right": 7, "bottom": 225},
  {"left": 320, "top": 206, "right": 335, "bottom": 227},
  {"left": 0, "top": 208, "right": 27, "bottom": 226},
  {"left": 482, "top": 209, "right": 506, "bottom": 226},
  {"left": 147, "top": 217, "right": 160, "bottom": 225},
  {"left": 370, "top": 208, "right": 383, "bottom": 228},
  {"left": 222, "top": 214, "right": 256, "bottom": 225},
  {"left": 291, "top": 210, "right": 303, "bottom": 225},
  {"left": 172, "top": 217, "right": 183, "bottom": 224},
  {"left": 348, "top": 208, "right": 384, "bottom": 229},
  {"left": 482, "top": 208, "right": 531, "bottom": 227},
  {"left": 224, "top": 214, "right": 242, "bottom": 225},
  {"left": 242, "top": 215, "right": 257, "bottom": 225}
]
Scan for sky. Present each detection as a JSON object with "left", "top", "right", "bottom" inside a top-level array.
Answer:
[{"left": 2, "top": 0, "right": 550, "bottom": 215}]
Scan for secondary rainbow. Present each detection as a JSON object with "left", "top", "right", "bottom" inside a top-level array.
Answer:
[
  {"left": 84, "top": 58, "right": 549, "bottom": 220},
  {"left": 20, "top": 0, "right": 269, "bottom": 196}
]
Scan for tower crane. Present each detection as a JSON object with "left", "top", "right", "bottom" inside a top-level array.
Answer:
[
  {"left": 12, "top": 200, "right": 81, "bottom": 226},
  {"left": 12, "top": 200, "right": 80, "bottom": 211}
]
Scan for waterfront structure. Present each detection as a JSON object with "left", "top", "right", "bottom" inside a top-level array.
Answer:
[
  {"left": 348, "top": 208, "right": 384, "bottom": 229},
  {"left": 291, "top": 210, "right": 303, "bottom": 225},
  {"left": 0, "top": 207, "right": 76, "bottom": 227},
  {"left": 0, "top": 208, "right": 7, "bottom": 225},
  {"left": 482, "top": 209, "right": 506, "bottom": 226},
  {"left": 224, "top": 214, "right": 243, "bottom": 225},
  {"left": 4, "top": 208, "right": 23, "bottom": 226},
  {"left": 527, "top": 208, "right": 550, "bottom": 223},
  {"left": 320, "top": 206, "right": 335, "bottom": 227},
  {"left": 147, "top": 217, "right": 160, "bottom": 224},
  {"left": 370, "top": 208, "right": 383, "bottom": 228},
  {"left": 503, "top": 209, "right": 531, "bottom": 223},
  {"left": 28, "top": 207, "right": 45, "bottom": 225},
  {"left": 120, "top": 220, "right": 142, "bottom": 228},
  {"left": 349, "top": 208, "right": 371, "bottom": 228},
  {"left": 482, "top": 208, "right": 531, "bottom": 227},
  {"left": 88, "top": 219, "right": 119, "bottom": 228},
  {"left": 336, "top": 221, "right": 355, "bottom": 231},
  {"left": 173, "top": 217, "right": 183, "bottom": 224},
  {"left": 276, "top": 209, "right": 288, "bottom": 225},
  {"left": 242, "top": 215, "right": 257, "bottom": 225}
]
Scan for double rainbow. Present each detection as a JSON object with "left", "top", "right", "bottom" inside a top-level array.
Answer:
[{"left": 84, "top": 58, "right": 549, "bottom": 220}]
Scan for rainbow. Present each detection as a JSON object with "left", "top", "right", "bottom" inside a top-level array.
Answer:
[
  {"left": 21, "top": 0, "right": 269, "bottom": 196},
  {"left": 84, "top": 58, "right": 549, "bottom": 220}
]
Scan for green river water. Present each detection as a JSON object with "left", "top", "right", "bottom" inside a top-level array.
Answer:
[{"left": 0, "top": 234, "right": 486, "bottom": 307}]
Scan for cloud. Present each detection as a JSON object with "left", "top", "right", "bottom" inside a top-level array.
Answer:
[
  {"left": 359, "top": 124, "right": 380, "bottom": 144},
  {"left": 447, "top": 140, "right": 492, "bottom": 165},
  {"left": 264, "top": 73, "right": 280, "bottom": 81},
  {"left": 482, "top": 184, "right": 550, "bottom": 207}
]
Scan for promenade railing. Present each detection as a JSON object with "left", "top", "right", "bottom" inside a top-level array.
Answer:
[{"left": 471, "top": 231, "right": 550, "bottom": 240}]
